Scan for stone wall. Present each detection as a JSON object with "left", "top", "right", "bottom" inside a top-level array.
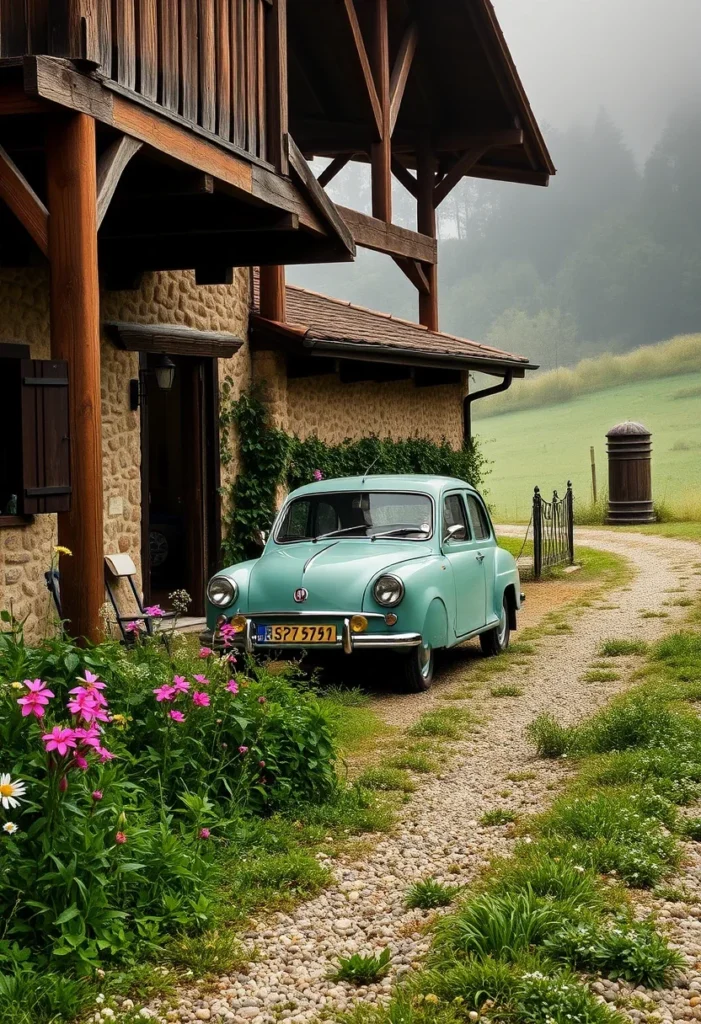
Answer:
[
  {"left": 0, "top": 267, "right": 250, "bottom": 641},
  {"left": 287, "top": 373, "right": 467, "bottom": 447}
]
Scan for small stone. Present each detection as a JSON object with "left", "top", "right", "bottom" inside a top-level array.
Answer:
[{"left": 195, "top": 1011, "right": 211, "bottom": 1021}]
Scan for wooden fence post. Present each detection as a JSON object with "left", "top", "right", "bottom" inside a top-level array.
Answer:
[{"left": 533, "top": 486, "right": 542, "bottom": 580}]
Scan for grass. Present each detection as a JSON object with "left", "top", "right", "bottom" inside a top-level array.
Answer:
[
  {"left": 388, "top": 749, "right": 437, "bottom": 774},
  {"left": 472, "top": 351, "right": 701, "bottom": 521},
  {"left": 408, "top": 708, "right": 473, "bottom": 740},
  {"left": 357, "top": 766, "right": 416, "bottom": 793},
  {"left": 480, "top": 808, "right": 518, "bottom": 827},
  {"left": 490, "top": 684, "right": 524, "bottom": 697},
  {"left": 598, "top": 637, "right": 648, "bottom": 657},
  {"left": 405, "top": 878, "right": 461, "bottom": 910},
  {"left": 331, "top": 948, "right": 391, "bottom": 985},
  {"left": 582, "top": 669, "right": 620, "bottom": 683}
]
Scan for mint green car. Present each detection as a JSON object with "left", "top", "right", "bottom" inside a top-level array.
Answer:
[{"left": 205, "top": 475, "right": 523, "bottom": 692}]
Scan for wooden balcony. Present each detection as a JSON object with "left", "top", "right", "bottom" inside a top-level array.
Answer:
[{"left": 1, "top": 0, "right": 277, "bottom": 167}]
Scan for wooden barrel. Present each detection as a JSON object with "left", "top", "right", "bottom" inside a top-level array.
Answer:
[{"left": 606, "top": 421, "right": 656, "bottom": 524}]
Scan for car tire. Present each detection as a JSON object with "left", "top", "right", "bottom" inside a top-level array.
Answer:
[
  {"left": 480, "top": 596, "right": 511, "bottom": 657},
  {"left": 402, "top": 640, "right": 435, "bottom": 692}
]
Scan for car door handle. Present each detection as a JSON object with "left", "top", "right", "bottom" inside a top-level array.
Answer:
[{"left": 476, "top": 552, "right": 485, "bottom": 563}]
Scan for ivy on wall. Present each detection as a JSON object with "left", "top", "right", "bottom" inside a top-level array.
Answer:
[{"left": 220, "top": 382, "right": 488, "bottom": 566}]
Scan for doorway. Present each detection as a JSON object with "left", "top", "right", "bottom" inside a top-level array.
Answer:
[{"left": 140, "top": 353, "right": 220, "bottom": 616}]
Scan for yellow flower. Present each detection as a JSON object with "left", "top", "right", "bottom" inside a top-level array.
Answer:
[
  {"left": 111, "top": 714, "right": 128, "bottom": 728},
  {"left": 54, "top": 546, "right": 73, "bottom": 557},
  {"left": 10, "top": 682, "right": 22, "bottom": 691},
  {"left": 424, "top": 995, "right": 440, "bottom": 1005}
]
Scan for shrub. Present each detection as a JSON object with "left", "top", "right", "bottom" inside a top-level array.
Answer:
[
  {"left": 405, "top": 878, "right": 461, "bottom": 910},
  {"left": 526, "top": 713, "right": 576, "bottom": 758},
  {"left": 331, "top": 947, "right": 392, "bottom": 985}
]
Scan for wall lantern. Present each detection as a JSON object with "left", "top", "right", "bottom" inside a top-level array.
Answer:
[{"left": 129, "top": 355, "right": 177, "bottom": 411}]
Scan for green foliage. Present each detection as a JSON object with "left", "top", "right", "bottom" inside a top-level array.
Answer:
[
  {"left": 407, "top": 709, "right": 471, "bottom": 740},
  {"left": 218, "top": 384, "right": 488, "bottom": 564},
  {"left": 526, "top": 713, "right": 575, "bottom": 758},
  {"left": 162, "top": 929, "right": 248, "bottom": 977},
  {"left": 331, "top": 947, "right": 392, "bottom": 985},
  {"left": 404, "top": 878, "right": 461, "bottom": 910},
  {"left": 598, "top": 638, "right": 648, "bottom": 657},
  {"left": 480, "top": 808, "right": 518, "bottom": 827},
  {"left": 490, "top": 684, "right": 523, "bottom": 697},
  {"left": 389, "top": 749, "right": 436, "bottom": 774},
  {"left": 357, "top": 766, "right": 416, "bottom": 793}
]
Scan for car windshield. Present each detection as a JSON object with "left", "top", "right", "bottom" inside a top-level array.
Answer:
[{"left": 276, "top": 491, "right": 433, "bottom": 544}]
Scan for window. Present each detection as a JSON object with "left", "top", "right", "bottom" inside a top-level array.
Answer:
[
  {"left": 0, "top": 353, "right": 71, "bottom": 520},
  {"left": 443, "top": 494, "right": 469, "bottom": 541},
  {"left": 467, "top": 495, "right": 491, "bottom": 541},
  {"left": 276, "top": 491, "right": 433, "bottom": 543}
]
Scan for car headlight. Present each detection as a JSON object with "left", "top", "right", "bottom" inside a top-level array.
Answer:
[
  {"left": 373, "top": 574, "right": 404, "bottom": 607},
  {"left": 207, "top": 576, "right": 238, "bottom": 608}
]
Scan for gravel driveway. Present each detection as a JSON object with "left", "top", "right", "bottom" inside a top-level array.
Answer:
[{"left": 153, "top": 528, "right": 701, "bottom": 1024}]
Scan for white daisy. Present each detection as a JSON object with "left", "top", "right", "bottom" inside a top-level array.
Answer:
[
  {"left": 2, "top": 822, "right": 18, "bottom": 835},
  {"left": 0, "top": 774, "right": 26, "bottom": 810}
]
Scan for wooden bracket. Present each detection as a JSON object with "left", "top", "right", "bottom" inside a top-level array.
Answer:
[
  {"left": 317, "top": 155, "right": 352, "bottom": 189},
  {"left": 389, "top": 23, "right": 418, "bottom": 135},
  {"left": 343, "top": 0, "right": 383, "bottom": 139},
  {"left": 392, "top": 255, "right": 430, "bottom": 295},
  {"left": 96, "top": 134, "right": 143, "bottom": 228},
  {"left": 287, "top": 135, "right": 356, "bottom": 255},
  {"left": 433, "top": 146, "right": 489, "bottom": 207},
  {"left": 391, "top": 154, "right": 418, "bottom": 198},
  {"left": 0, "top": 144, "right": 49, "bottom": 256}
]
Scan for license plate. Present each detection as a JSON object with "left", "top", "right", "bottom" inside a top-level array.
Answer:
[{"left": 256, "top": 624, "right": 337, "bottom": 644}]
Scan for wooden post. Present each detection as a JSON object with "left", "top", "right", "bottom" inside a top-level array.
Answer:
[
  {"left": 259, "top": 265, "right": 286, "bottom": 322},
  {"left": 47, "top": 113, "right": 104, "bottom": 644},
  {"left": 416, "top": 142, "right": 438, "bottom": 331},
  {"left": 590, "top": 445, "right": 597, "bottom": 504},
  {"left": 370, "top": 0, "right": 391, "bottom": 223}
]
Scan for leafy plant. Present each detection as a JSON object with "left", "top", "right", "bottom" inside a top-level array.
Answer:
[
  {"left": 331, "top": 947, "right": 392, "bottom": 985},
  {"left": 405, "top": 878, "right": 461, "bottom": 910},
  {"left": 526, "top": 713, "right": 575, "bottom": 758},
  {"left": 480, "top": 808, "right": 518, "bottom": 826}
]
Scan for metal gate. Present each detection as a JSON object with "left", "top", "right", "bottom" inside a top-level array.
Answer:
[{"left": 533, "top": 482, "right": 574, "bottom": 579}]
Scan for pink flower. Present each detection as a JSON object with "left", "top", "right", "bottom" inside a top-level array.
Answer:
[
  {"left": 74, "top": 754, "right": 89, "bottom": 771},
  {"left": 74, "top": 724, "right": 102, "bottom": 751},
  {"left": 76, "top": 670, "right": 106, "bottom": 691},
  {"left": 67, "top": 688, "right": 110, "bottom": 724},
  {"left": 42, "top": 726, "right": 78, "bottom": 757},
  {"left": 199, "top": 828, "right": 211, "bottom": 840},
  {"left": 172, "top": 675, "right": 190, "bottom": 694},
  {"left": 169, "top": 710, "right": 185, "bottom": 722},
  {"left": 226, "top": 680, "right": 239, "bottom": 695},
  {"left": 227, "top": 654, "right": 237, "bottom": 665},
  {"left": 153, "top": 685, "right": 176, "bottom": 703},
  {"left": 192, "top": 691, "right": 210, "bottom": 708},
  {"left": 17, "top": 679, "right": 55, "bottom": 718},
  {"left": 92, "top": 790, "right": 103, "bottom": 802},
  {"left": 259, "top": 760, "right": 266, "bottom": 768},
  {"left": 238, "top": 745, "right": 249, "bottom": 755},
  {"left": 313, "top": 469, "right": 324, "bottom": 481},
  {"left": 144, "top": 605, "right": 165, "bottom": 618},
  {"left": 258, "top": 696, "right": 267, "bottom": 705},
  {"left": 115, "top": 831, "right": 127, "bottom": 845},
  {"left": 124, "top": 621, "right": 142, "bottom": 635},
  {"left": 199, "top": 647, "right": 213, "bottom": 659},
  {"left": 193, "top": 674, "right": 209, "bottom": 686},
  {"left": 97, "top": 747, "right": 114, "bottom": 763}
]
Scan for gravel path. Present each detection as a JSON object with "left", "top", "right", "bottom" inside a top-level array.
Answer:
[{"left": 144, "top": 529, "right": 701, "bottom": 1024}]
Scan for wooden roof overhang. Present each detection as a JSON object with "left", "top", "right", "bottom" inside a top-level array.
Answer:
[
  {"left": 289, "top": 0, "right": 555, "bottom": 186},
  {"left": 0, "top": 56, "right": 355, "bottom": 284}
]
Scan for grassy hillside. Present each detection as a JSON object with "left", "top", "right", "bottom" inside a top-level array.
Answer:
[
  {"left": 474, "top": 333, "right": 701, "bottom": 419},
  {"left": 479, "top": 372, "right": 701, "bottom": 522}
]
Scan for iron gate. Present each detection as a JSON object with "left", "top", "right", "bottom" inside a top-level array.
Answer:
[{"left": 533, "top": 482, "right": 575, "bottom": 579}]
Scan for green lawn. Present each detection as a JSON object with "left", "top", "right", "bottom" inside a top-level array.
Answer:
[{"left": 477, "top": 372, "right": 701, "bottom": 522}]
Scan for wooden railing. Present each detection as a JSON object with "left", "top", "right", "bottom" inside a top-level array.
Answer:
[{"left": 0, "top": 0, "right": 278, "bottom": 165}]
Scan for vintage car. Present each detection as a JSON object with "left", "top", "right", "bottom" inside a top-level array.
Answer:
[{"left": 204, "top": 475, "right": 523, "bottom": 692}]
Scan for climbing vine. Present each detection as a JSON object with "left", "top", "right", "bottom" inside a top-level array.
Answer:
[{"left": 219, "top": 382, "right": 489, "bottom": 565}]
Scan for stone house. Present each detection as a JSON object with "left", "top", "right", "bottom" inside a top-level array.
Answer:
[{"left": 0, "top": 0, "right": 553, "bottom": 642}]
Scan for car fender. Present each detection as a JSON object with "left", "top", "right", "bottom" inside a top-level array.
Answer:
[
  {"left": 493, "top": 546, "right": 522, "bottom": 624},
  {"left": 423, "top": 596, "right": 450, "bottom": 649},
  {"left": 206, "top": 559, "right": 258, "bottom": 627},
  {"left": 362, "top": 557, "right": 451, "bottom": 649}
]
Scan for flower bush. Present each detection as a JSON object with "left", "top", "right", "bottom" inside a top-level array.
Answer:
[{"left": 0, "top": 612, "right": 339, "bottom": 977}]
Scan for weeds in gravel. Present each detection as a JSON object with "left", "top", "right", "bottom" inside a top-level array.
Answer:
[
  {"left": 526, "top": 713, "right": 575, "bottom": 757},
  {"left": 583, "top": 669, "right": 620, "bottom": 682},
  {"left": 331, "top": 948, "right": 391, "bottom": 985},
  {"left": 408, "top": 709, "right": 472, "bottom": 740},
  {"left": 161, "top": 929, "right": 248, "bottom": 977},
  {"left": 679, "top": 817, "right": 701, "bottom": 840},
  {"left": 405, "top": 878, "right": 461, "bottom": 910},
  {"left": 480, "top": 808, "right": 518, "bottom": 827},
  {"left": 388, "top": 749, "right": 437, "bottom": 773},
  {"left": 598, "top": 638, "right": 649, "bottom": 657},
  {"left": 490, "top": 684, "right": 524, "bottom": 697},
  {"left": 641, "top": 610, "right": 669, "bottom": 619},
  {"left": 357, "top": 767, "right": 417, "bottom": 793},
  {"left": 507, "top": 770, "right": 536, "bottom": 782}
]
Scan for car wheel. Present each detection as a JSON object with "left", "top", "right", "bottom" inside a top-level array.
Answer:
[
  {"left": 480, "top": 596, "right": 511, "bottom": 657},
  {"left": 402, "top": 640, "right": 435, "bottom": 693}
]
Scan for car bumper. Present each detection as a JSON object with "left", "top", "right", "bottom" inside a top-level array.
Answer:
[{"left": 202, "top": 612, "right": 422, "bottom": 655}]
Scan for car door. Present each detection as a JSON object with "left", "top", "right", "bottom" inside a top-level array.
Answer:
[
  {"left": 442, "top": 491, "right": 486, "bottom": 636},
  {"left": 465, "top": 493, "right": 497, "bottom": 626}
]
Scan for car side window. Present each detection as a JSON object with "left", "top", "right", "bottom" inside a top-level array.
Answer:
[
  {"left": 466, "top": 495, "right": 491, "bottom": 541},
  {"left": 443, "top": 494, "right": 470, "bottom": 541}
]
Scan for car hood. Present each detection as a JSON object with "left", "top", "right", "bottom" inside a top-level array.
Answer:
[{"left": 246, "top": 540, "right": 431, "bottom": 613}]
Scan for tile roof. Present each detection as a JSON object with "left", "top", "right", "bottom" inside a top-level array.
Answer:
[{"left": 251, "top": 277, "right": 532, "bottom": 370}]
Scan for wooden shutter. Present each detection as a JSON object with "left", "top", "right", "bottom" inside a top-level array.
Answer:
[{"left": 20, "top": 359, "right": 72, "bottom": 514}]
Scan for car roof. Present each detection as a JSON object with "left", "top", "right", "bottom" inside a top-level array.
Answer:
[{"left": 288, "top": 474, "right": 478, "bottom": 500}]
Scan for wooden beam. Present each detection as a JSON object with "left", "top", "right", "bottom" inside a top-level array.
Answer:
[
  {"left": 266, "top": 0, "right": 289, "bottom": 174},
  {"left": 287, "top": 135, "right": 356, "bottom": 255},
  {"left": 391, "top": 154, "right": 417, "bottom": 198},
  {"left": 259, "top": 265, "right": 286, "bottom": 322},
  {"left": 342, "top": 0, "right": 382, "bottom": 139},
  {"left": 416, "top": 143, "right": 438, "bottom": 331},
  {"left": 0, "top": 83, "right": 49, "bottom": 115},
  {"left": 0, "top": 143, "right": 49, "bottom": 255},
  {"left": 392, "top": 255, "right": 430, "bottom": 295},
  {"left": 433, "top": 145, "right": 489, "bottom": 207},
  {"left": 433, "top": 128, "right": 524, "bottom": 152},
  {"left": 389, "top": 23, "right": 418, "bottom": 135},
  {"left": 47, "top": 112, "right": 104, "bottom": 644},
  {"left": 317, "top": 155, "right": 351, "bottom": 188},
  {"left": 96, "top": 134, "right": 143, "bottom": 228},
  {"left": 338, "top": 205, "right": 436, "bottom": 263},
  {"left": 370, "top": 0, "right": 391, "bottom": 222}
]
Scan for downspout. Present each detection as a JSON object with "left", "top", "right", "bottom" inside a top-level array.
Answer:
[{"left": 463, "top": 371, "right": 513, "bottom": 447}]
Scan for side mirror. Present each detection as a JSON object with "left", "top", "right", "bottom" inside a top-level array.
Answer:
[{"left": 445, "top": 524, "right": 467, "bottom": 542}]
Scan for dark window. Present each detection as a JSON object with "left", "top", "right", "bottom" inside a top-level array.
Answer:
[
  {"left": 0, "top": 360, "right": 22, "bottom": 515},
  {"left": 443, "top": 494, "right": 470, "bottom": 541},
  {"left": 276, "top": 491, "right": 433, "bottom": 544},
  {"left": 467, "top": 495, "right": 491, "bottom": 541}
]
